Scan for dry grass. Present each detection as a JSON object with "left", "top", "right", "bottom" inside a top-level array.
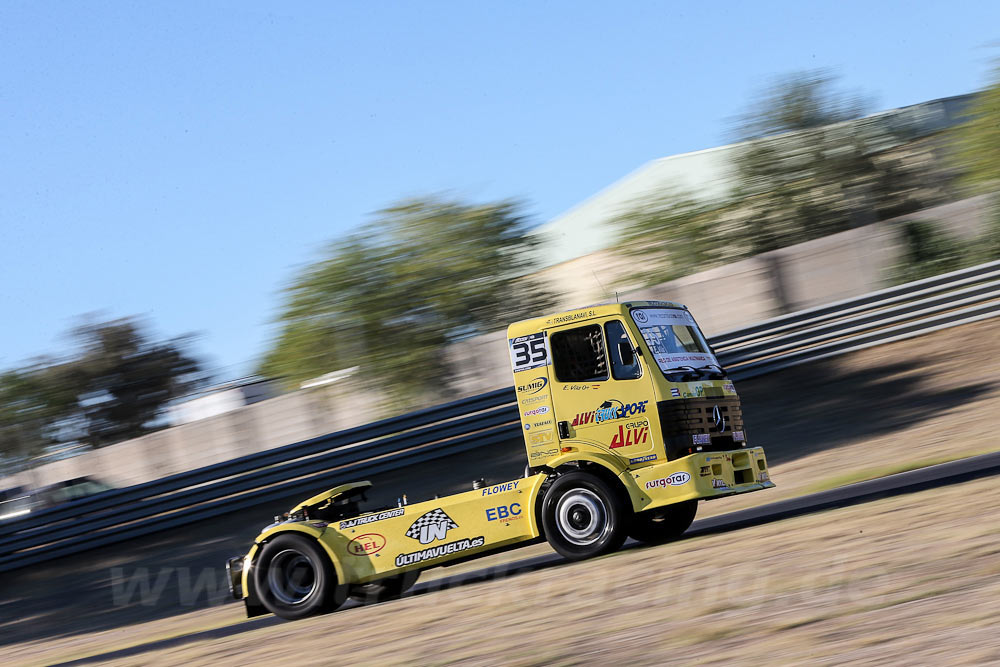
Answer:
[{"left": 11, "top": 475, "right": 1000, "bottom": 666}]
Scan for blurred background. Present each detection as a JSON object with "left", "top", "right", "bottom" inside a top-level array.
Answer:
[
  {"left": 2, "top": 2, "right": 1000, "bottom": 664},
  {"left": 3, "top": 5, "right": 999, "bottom": 492}
]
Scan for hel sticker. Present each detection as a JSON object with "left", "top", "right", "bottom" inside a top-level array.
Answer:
[
  {"left": 347, "top": 533, "right": 386, "bottom": 556},
  {"left": 509, "top": 332, "right": 550, "bottom": 373}
]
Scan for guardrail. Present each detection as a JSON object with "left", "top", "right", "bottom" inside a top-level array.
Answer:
[
  {"left": 713, "top": 258, "right": 1000, "bottom": 378},
  {"left": 2, "top": 260, "right": 998, "bottom": 573}
]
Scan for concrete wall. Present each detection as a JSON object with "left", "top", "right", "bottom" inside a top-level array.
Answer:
[{"left": 3, "top": 193, "right": 994, "bottom": 492}]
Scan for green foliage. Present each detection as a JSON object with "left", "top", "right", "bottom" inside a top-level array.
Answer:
[
  {"left": 0, "top": 367, "right": 70, "bottom": 460},
  {"left": 891, "top": 220, "right": 969, "bottom": 284},
  {"left": 613, "top": 188, "right": 731, "bottom": 284},
  {"left": 965, "top": 203, "right": 1000, "bottom": 266},
  {"left": 891, "top": 209, "right": 1000, "bottom": 285},
  {"left": 69, "top": 319, "right": 204, "bottom": 447},
  {"left": 260, "top": 196, "right": 554, "bottom": 405},
  {"left": 729, "top": 71, "right": 936, "bottom": 255},
  {"left": 617, "top": 71, "right": 951, "bottom": 286},
  {"left": 0, "top": 318, "right": 205, "bottom": 458},
  {"left": 734, "top": 70, "right": 870, "bottom": 139},
  {"left": 951, "top": 61, "right": 1000, "bottom": 191}
]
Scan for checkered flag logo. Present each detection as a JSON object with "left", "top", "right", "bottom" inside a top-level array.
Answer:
[{"left": 405, "top": 508, "right": 458, "bottom": 544}]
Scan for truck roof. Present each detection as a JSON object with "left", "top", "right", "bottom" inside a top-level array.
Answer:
[{"left": 507, "top": 300, "right": 686, "bottom": 336}]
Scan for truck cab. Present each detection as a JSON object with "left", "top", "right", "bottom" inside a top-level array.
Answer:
[{"left": 509, "top": 301, "right": 771, "bottom": 506}]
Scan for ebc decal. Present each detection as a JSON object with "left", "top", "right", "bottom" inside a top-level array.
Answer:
[
  {"left": 509, "top": 332, "right": 550, "bottom": 373},
  {"left": 485, "top": 502, "right": 522, "bottom": 521}
]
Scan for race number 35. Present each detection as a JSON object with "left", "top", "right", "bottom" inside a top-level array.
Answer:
[{"left": 509, "top": 332, "right": 549, "bottom": 372}]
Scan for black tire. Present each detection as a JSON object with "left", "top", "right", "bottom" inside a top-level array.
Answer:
[
  {"left": 628, "top": 500, "right": 697, "bottom": 545},
  {"left": 349, "top": 570, "right": 420, "bottom": 604},
  {"left": 541, "top": 472, "right": 629, "bottom": 561},
  {"left": 252, "top": 533, "right": 345, "bottom": 620}
]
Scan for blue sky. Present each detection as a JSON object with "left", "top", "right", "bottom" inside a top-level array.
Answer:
[{"left": 2, "top": 1, "right": 998, "bottom": 379}]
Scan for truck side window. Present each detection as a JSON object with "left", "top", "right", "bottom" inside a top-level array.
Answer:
[
  {"left": 605, "top": 320, "right": 641, "bottom": 380},
  {"left": 550, "top": 324, "right": 609, "bottom": 382}
]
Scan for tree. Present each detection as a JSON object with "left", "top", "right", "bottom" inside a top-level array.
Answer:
[
  {"left": 0, "top": 317, "right": 205, "bottom": 459},
  {"left": 613, "top": 187, "right": 731, "bottom": 285},
  {"left": 615, "top": 71, "right": 947, "bottom": 287},
  {"left": 951, "top": 60, "right": 1000, "bottom": 191},
  {"left": 729, "top": 71, "right": 878, "bottom": 252},
  {"left": 728, "top": 71, "right": 947, "bottom": 255},
  {"left": 69, "top": 318, "right": 205, "bottom": 447},
  {"left": 261, "top": 196, "right": 554, "bottom": 405},
  {"left": 0, "top": 366, "right": 73, "bottom": 461},
  {"left": 734, "top": 70, "right": 870, "bottom": 140}
]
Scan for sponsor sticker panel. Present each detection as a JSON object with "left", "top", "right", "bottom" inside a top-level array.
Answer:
[
  {"left": 610, "top": 420, "right": 650, "bottom": 449},
  {"left": 516, "top": 376, "right": 549, "bottom": 395},
  {"left": 481, "top": 480, "right": 519, "bottom": 496},
  {"left": 644, "top": 472, "right": 691, "bottom": 489},
  {"left": 395, "top": 537, "right": 486, "bottom": 567},
  {"left": 572, "top": 399, "right": 648, "bottom": 426},
  {"left": 509, "top": 332, "right": 550, "bottom": 373},
  {"left": 347, "top": 533, "right": 386, "bottom": 556},
  {"left": 339, "top": 507, "right": 405, "bottom": 530},
  {"left": 528, "top": 431, "right": 554, "bottom": 445},
  {"left": 485, "top": 502, "right": 522, "bottom": 522},
  {"left": 404, "top": 508, "right": 459, "bottom": 545},
  {"left": 631, "top": 308, "right": 697, "bottom": 328}
]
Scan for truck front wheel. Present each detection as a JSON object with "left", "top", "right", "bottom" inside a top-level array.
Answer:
[
  {"left": 628, "top": 500, "right": 697, "bottom": 545},
  {"left": 253, "top": 534, "right": 345, "bottom": 620},
  {"left": 541, "top": 472, "right": 629, "bottom": 561}
]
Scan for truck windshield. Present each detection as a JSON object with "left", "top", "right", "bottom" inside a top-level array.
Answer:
[{"left": 629, "top": 307, "right": 723, "bottom": 379}]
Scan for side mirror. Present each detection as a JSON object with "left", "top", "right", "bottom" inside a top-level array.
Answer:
[{"left": 617, "top": 341, "right": 635, "bottom": 366}]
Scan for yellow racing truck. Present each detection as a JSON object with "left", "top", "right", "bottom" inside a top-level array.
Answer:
[{"left": 227, "top": 301, "right": 774, "bottom": 619}]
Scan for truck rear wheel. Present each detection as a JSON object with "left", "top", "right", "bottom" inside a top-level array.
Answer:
[
  {"left": 253, "top": 533, "right": 345, "bottom": 620},
  {"left": 541, "top": 472, "right": 629, "bottom": 561},
  {"left": 628, "top": 500, "right": 697, "bottom": 545},
  {"left": 349, "top": 570, "right": 420, "bottom": 604}
]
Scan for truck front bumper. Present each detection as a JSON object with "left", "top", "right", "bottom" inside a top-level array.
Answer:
[
  {"left": 628, "top": 447, "right": 774, "bottom": 509},
  {"left": 225, "top": 555, "right": 244, "bottom": 600}
]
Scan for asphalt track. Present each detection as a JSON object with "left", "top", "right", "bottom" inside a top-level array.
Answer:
[{"left": 52, "top": 450, "right": 1000, "bottom": 666}]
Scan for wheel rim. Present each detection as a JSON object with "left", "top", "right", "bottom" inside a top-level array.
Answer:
[
  {"left": 267, "top": 549, "right": 318, "bottom": 606},
  {"left": 555, "top": 488, "right": 609, "bottom": 546}
]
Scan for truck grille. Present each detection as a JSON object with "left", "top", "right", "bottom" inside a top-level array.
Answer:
[{"left": 657, "top": 397, "right": 747, "bottom": 461}]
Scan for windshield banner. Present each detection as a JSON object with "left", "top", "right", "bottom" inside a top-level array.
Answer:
[
  {"left": 631, "top": 308, "right": 697, "bottom": 328},
  {"left": 653, "top": 352, "right": 717, "bottom": 368}
]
